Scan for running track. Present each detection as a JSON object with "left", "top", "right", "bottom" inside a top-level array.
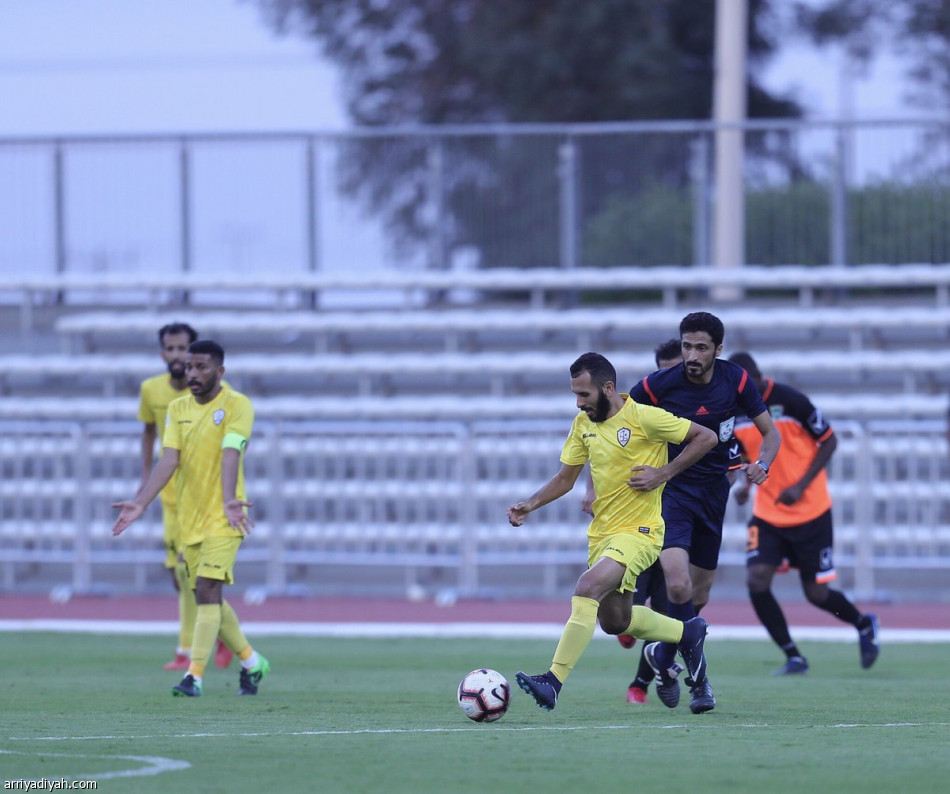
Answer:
[{"left": 0, "top": 595, "right": 947, "bottom": 629}]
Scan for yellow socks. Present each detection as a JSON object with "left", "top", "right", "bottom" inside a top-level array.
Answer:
[
  {"left": 550, "top": 596, "right": 599, "bottom": 683},
  {"left": 188, "top": 603, "right": 222, "bottom": 680},
  {"left": 625, "top": 605, "right": 684, "bottom": 644},
  {"left": 176, "top": 562, "right": 196, "bottom": 650},
  {"left": 218, "top": 599, "right": 249, "bottom": 657}
]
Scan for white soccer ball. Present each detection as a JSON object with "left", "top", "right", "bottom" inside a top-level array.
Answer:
[{"left": 457, "top": 668, "right": 511, "bottom": 723}]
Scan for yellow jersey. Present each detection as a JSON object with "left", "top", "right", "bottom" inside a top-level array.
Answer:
[
  {"left": 162, "top": 384, "right": 254, "bottom": 546},
  {"left": 560, "top": 395, "right": 691, "bottom": 544}
]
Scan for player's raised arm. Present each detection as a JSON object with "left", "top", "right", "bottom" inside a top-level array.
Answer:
[
  {"left": 508, "top": 462, "right": 584, "bottom": 526},
  {"left": 138, "top": 422, "right": 158, "bottom": 495},
  {"left": 222, "top": 446, "right": 254, "bottom": 534},
  {"left": 629, "top": 421, "right": 717, "bottom": 491},
  {"left": 581, "top": 468, "right": 596, "bottom": 516},
  {"left": 112, "top": 448, "right": 180, "bottom": 535},
  {"left": 745, "top": 410, "right": 781, "bottom": 486}
]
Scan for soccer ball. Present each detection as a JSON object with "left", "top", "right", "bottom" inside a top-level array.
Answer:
[{"left": 457, "top": 668, "right": 510, "bottom": 723}]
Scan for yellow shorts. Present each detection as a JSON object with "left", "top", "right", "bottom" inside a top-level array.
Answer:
[
  {"left": 588, "top": 532, "right": 661, "bottom": 595},
  {"left": 182, "top": 536, "right": 243, "bottom": 590},
  {"left": 161, "top": 500, "right": 180, "bottom": 569}
]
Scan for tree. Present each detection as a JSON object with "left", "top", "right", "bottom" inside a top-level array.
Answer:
[
  {"left": 256, "top": 0, "right": 803, "bottom": 269},
  {"left": 797, "top": 0, "right": 950, "bottom": 109}
]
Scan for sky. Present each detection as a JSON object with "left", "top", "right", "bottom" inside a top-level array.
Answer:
[
  {"left": 0, "top": 0, "right": 927, "bottom": 138},
  {"left": 0, "top": 0, "right": 347, "bottom": 136}
]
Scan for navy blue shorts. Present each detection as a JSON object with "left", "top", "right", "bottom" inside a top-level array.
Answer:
[
  {"left": 632, "top": 559, "right": 668, "bottom": 612},
  {"left": 661, "top": 476, "right": 731, "bottom": 571}
]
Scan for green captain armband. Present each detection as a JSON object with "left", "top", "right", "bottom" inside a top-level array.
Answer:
[{"left": 222, "top": 432, "right": 248, "bottom": 452}]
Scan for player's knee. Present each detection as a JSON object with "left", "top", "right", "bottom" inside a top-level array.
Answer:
[
  {"left": 746, "top": 564, "right": 773, "bottom": 593},
  {"left": 599, "top": 615, "right": 626, "bottom": 635},
  {"left": 572, "top": 577, "right": 600, "bottom": 601},
  {"left": 665, "top": 579, "right": 691, "bottom": 603},
  {"left": 194, "top": 577, "right": 223, "bottom": 604},
  {"left": 746, "top": 575, "right": 770, "bottom": 593},
  {"left": 803, "top": 582, "right": 828, "bottom": 605}
]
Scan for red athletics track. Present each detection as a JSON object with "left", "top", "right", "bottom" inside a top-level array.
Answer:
[{"left": 0, "top": 595, "right": 947, "bottom": 629}]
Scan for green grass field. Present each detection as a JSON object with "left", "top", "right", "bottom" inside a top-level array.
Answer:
[{"left": 2, "top": 633, "right": 948, "bottom": 793}]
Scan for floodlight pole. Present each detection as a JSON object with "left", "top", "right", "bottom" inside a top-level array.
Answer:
[{"left": 712, "top": 0, "right": 747, "bottom": 301}]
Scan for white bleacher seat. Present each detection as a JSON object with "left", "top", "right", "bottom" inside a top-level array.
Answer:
[
  {"left": 54, "top": 303, "right": 950, "bottom": 353},
  {"left": 0, "top": 348, "right": 946, "bottom": 396},
  {"left": 0, "top": 391, "right": 943, "bottom": 421},
  {"left": 10, "top": 262, "right": 950, "bottom": 332}
]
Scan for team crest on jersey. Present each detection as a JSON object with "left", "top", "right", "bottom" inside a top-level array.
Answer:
[
  {"left": 617, "top": 428, "right": 631, "bottom": 447},
  {"left": 718, "top": 416, "right": 735, "bottom": 442},
  {"left": 213, "top": 409, "right": 225, "bottom": 425}
]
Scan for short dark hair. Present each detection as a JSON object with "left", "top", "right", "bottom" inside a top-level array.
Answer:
[
  {"left": 728, "top": 351, "right": 761, "bottom": 380},
  {"left": 680, "top": 311, "right": 724, "bottom": 347},
  {"left": 188, "top": 339, "right": 225, "bottom": 366},
  {"left": 570, "top": 352, "right": 616, "bottom": 389},
  {"left": 654, "top": 338, "right": 681, "bottom": 368},
  {"left": 158, "top": 322, "right": 198, "bottom": 345}
]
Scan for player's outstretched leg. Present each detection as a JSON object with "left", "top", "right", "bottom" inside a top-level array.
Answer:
[
  {"left": 772, "top": 656, "right": 809, "bottom": 676},
  {"left": 237, "top": 654, "right": 271, "bottom": 695},
  {"left": 626, "top": 680, "right": 648, "bottom": 704},
  {"left": 215, "top": 638, "right": 234, "bottom": 669},
  {"left": 678, "top": 616, "right": 715, "bottom": 714},
  {"left": 171, "top": 674, "right": 202, "bottom": 697},
  {"left": 678, "top": 616, "right": 708, "bottom": 684},
  {"left": 163, "top": 650, "right": 190, "bottom": 671},
  {"left": 515, "top": 671, "right": 561, "bottom": 711},
  {"left": 643, "top": 643, "right": 683, "bottom": 709},
  {"left": 688, "top": 677, "right": 715, "bottom": 714},
  {"left": 858, "top": 614, "right": 880, "bottom": 669},
  {"left": 626, "top": 645, "right": 655, "bottom": 704}
]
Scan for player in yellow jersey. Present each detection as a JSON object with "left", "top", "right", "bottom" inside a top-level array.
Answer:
[
  {"left": 139, "top": 323, "right": 232, "bottom": 672},
  {"left": 509, "top": 353, "right": 718, "bottom": 711},
  {"left": 114, "top": 340, "right": 269, "bottom": 697}
]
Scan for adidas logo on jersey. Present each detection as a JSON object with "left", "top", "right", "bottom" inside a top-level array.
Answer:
[{"left": 696, "top": 406, "right": 709, "bottom": 415}]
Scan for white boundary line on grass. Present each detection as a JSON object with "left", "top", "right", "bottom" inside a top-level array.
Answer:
[
  {"left": 0, "top": 748, "right": 190, "bottom": 779},
  {"left": 7, "top": 721, "right": 950, "bottom": 744},
  {"left": 0, "top": 619, "right": 948, "bottom": 643}
]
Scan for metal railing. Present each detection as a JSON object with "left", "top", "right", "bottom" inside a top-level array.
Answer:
[
  {"left": 3, "top": 119, "right": 950, "bottom": 287},
  {"left": 1, "top": 418, "right": 946, "bottom": 600}
]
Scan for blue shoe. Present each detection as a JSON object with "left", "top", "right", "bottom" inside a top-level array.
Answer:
[
  {"left": 171, "top": 673, "right": 201, "bottom": 697},
  {"left": 644, "top": 642, "right": 683, "bottom": 709},
  {"left": 688, "top": 676, "right": 716, "bottom": 714},
  {"left": 515, "top": 671, "right": 560, "bottom": 711},
  {"left": 772, "top": 656, "right": 809, "bottom": 676},
  {"left": 678, "top": 617, "right": 709, "bottom": 685},
  {"left": 237, "top": 654, "right": 271, "bottom": 695},
  {"left": 859, "top": 615, "right": 880, "bottom": 669}
]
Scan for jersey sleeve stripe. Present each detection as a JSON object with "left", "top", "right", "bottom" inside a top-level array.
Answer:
[{"left": 642, "top": 376, "right": 659, "bottom": 405}]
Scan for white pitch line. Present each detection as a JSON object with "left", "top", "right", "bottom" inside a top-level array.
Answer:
[
  {"left": 0, "top": 748, "right": 190, "bottom": 779},
  {"left": 8, "top": 721, "right": 949, "bottom": 744},
  {"left": 0, "top": 619, "right": 948, "bottom": 643}
]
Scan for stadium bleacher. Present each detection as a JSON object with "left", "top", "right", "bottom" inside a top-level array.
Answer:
[
  {"left": 0, "top": 347, "right": 945, "bottom": 397},
  {"left": 6, "top": 262, "right": 950, "bottom": 333},
  {"left": 54, "top": 303, "right": 950, "bottom": 354},
  {"left": 0, "top": 392, "right": 940, "bottom": 421},
  {"left": 2, "top": 262, "right": 950, "bottom": 600}
]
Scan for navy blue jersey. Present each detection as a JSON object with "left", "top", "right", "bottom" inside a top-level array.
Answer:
[{"left": 629, "top": 359, "right": 767, "bottom": 485}]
